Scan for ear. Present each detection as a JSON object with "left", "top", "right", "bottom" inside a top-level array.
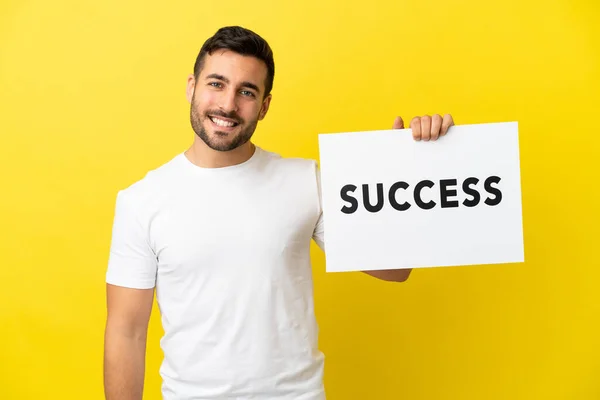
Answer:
[
  {"left": 186, "top": 74, "right": 196, "bottom": 104},
  {"left": 258, "top": 94, "right": 272, "bottom": 120}
]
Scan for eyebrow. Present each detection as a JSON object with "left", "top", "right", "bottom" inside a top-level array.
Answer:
[{"left": 205, "top": 73, "right": 261, "bottom": 93}]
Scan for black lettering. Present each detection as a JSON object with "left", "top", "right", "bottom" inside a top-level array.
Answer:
[
  {"left": 440, "top": 179, "right": 459, "bottom": 208},
  {"left": 414, "top": 180, "right": 436, "bottom": 210},
  {"left": 484, "top": 176, "right": 502, "bottom": 206},
  {"left": 389, "top": 181, "right": 411, "bottom": 211},
  {"left": 340, "top": 184, "right": 358, "bottom": 214},
  {"left": 462, "top": 177, "right": 480, "bottom": 207},
  {"left": 362, "top": 183, "right": 385, "bottom": 213}
]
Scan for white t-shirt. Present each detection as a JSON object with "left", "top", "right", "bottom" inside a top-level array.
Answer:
[{"left": 106, "top": 145, "right": 327, "bottom": 400}]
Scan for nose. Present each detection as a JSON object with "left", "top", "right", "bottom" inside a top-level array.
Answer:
[{"left": 219, "top": 89, "right": 238, "bottom": 114}]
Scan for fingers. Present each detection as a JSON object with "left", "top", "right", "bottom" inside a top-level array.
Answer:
[
  {"left": 431, "top": 114, "right": 442, "bottom": 140},
  {"left": 409, "top": 114, "right": 454, "bottom": 141},
  {"left": 420, "top": 115, "right": 432, "bottom": 141},
  {"left": 441, "top": 113, "right": 454, "bottom": 136},
  {"left": 392, "top": 116, "right": 404, "bottom": 129},
  {"left": 410, "top": 117, "right": 421, "bottom": 141}
]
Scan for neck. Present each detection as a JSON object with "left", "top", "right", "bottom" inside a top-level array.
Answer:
[{"left": 184, "top": 137, "right": 256, "bottom": 168}]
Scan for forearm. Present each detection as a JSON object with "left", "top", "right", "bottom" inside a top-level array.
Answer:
[
  {"left": 363, "top": 268, "right": 412, "bottom": 282},
  {"left": 104, "top": 328, "right": 147, "bottom": 400}
]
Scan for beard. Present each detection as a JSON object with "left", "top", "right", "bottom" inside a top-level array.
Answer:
[{"left": 190, "top": 98, "right": 259, "bottom": 152}]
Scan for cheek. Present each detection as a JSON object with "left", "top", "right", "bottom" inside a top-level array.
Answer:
[
  {"left": 193, "top": 90, "right": 217, "bottom": 111},
  {"left": 243, "top": 102, "right": 263, "bottom": 120}
]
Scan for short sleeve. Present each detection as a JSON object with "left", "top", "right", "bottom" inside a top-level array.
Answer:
[
  {"left": 105, "top": 190, "right": 158, "bottom": 289},
  {"left": 312, "top": 165, "right": 325, "bottom": 252}
]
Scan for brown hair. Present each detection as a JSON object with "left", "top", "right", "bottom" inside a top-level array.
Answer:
[{"left": 193, "top": 26, "right": 275, "bottom": 98}]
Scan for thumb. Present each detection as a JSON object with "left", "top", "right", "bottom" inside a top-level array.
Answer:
[{"left": 392, "top": 116, "right": 404, "bottom": 129}]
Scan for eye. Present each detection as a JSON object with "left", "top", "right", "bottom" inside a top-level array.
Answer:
[
  {"left": 208, "top": 81, "right": 222, "bottom": 88},
  {"left": 240, "top": 90, "right": 255, "bottom": 97}
]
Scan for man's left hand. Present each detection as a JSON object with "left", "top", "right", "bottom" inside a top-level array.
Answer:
[{"left": 392, "top": 114, "right": 454, "bottom": 141}]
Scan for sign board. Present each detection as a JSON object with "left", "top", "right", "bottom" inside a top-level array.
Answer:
[{"left": 317, "top": 122, "right": 524, "bottom": 272}]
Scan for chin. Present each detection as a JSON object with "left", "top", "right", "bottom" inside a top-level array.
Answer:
[{"left": 204, "top": 133, "right": 244, "bottom": 152}]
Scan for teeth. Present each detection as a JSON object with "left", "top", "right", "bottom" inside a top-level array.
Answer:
[{"left": 211, "top": 117, "right": 235, "bottom": 127}]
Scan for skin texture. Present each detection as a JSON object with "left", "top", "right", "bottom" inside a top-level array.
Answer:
[
  {"left": 104, "top": 285, "right": 154, "bottom": 400},
  {"left": 184, "top": 50, "right": 272, "bottom": 169}
]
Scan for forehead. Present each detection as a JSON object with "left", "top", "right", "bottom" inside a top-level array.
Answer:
[{"left": 201, "top": 50, "right": 267, "bottom": 89}]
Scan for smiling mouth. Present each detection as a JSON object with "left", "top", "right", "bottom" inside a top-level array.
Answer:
[{"left": 208, "top": 115, "right": 240, "bottom": 128}]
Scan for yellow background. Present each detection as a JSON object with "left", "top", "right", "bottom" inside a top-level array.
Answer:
[{"left": 1, "top": 0, "right": 599, "bottom": 399}]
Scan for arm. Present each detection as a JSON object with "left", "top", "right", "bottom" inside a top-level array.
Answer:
[
  {"left": 103, "top": 284, "right": 155, "bottom": 400},
  {"left": 363, "top": 268, "right": 412, "bottom": 282}
]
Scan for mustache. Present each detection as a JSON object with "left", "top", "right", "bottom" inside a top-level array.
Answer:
[{"left": 205, "top": 109, "right": 243, "bottom": 124}]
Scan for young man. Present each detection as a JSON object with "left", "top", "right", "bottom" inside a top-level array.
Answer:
[{"left": 103, "top": 26, "right": 454, "bottom": 400}]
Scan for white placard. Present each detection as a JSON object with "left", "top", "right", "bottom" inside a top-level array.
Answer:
[{"left": 317, "top": 122, "right": 524, "bottom": 272}]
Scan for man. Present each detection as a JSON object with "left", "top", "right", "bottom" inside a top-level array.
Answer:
[{"left": 103, "top": 26, "right": 454, "bottom": 400}]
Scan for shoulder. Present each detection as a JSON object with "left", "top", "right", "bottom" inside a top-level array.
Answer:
[
  {"left": 113, "top": 153, "right": 184, "bottom": 208},
  {"left": 257, "top": 147, "right": 322, "bottom": 205},
  {"left": 259, "top": 147, "right": 319, "bottom": 176}
]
